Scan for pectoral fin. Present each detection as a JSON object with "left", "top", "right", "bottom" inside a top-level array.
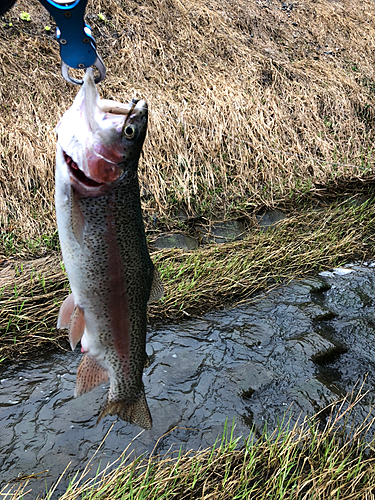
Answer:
[
  {"left": 69, "top": 305, "right": 85, "bottom": 351},
  {"left": 148, "top": 268, "right": 164, "bottom": 304},
  {"left": 57, "top": 293, "right": 75, "bottom": 329},
  {"left": 97, "top": 389, "right": 152, "bottom": 430},
  {"left": 75, "top": 354, "right": 109, "bottom": 397}
]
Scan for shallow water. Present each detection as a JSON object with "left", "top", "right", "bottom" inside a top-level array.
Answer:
[{"left": 2, "top": 263, "right": 375, "bottom": 497}]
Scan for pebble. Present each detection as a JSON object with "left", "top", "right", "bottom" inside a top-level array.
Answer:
[{"left": 332, "top": 268, "right": 355, "bottom": 276}]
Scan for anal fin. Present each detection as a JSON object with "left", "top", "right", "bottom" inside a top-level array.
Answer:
[
  {"left": 57, "top": 293, "right": 75, "bottom": 329},
  {"left": 69, "top": 304, "right": 85, "bottom": 351},
  {"left": 148, "top": 267, "right": 164, "bottom": 304},
  {"left": 75, "top": 354, "right": 109, "bottom": 397},
  {"left": 97, "top": 390, "right": 152, "bottom": 430}
]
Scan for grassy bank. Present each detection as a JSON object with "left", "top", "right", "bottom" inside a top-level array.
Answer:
[
  {"left": 4, "top": 391, "right": 375, "bottom": 499},
  {"left": 1, "top": 0, "right": 375, "bottom": 359},
  {"left": 1, "top": 194, "right": 374, "bottom": 363},
  {"left": 1, "top": 0, "right": 375, "bottom": 256}
]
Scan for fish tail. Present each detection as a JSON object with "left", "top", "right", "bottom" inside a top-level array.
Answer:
[{"left": 97, "top": 390, "right": 152, "bottom": 430}]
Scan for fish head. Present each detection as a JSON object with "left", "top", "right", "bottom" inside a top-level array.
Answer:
[{"left": 56, "top": 69, "right": 148, "bottom": 197}]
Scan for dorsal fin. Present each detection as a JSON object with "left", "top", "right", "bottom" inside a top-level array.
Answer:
[{"left": 148, "top": 268, "right": 164, "bottom": 304}]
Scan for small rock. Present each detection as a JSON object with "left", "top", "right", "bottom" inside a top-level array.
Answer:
[
  {"left": 319, "top": 271, "right": 334, "bottom": 277},
  {"left": 348, "top": 196, "right": 368, "bottom": 208},
  {"left": 257, "top": 210, "right": 286, "bottom": 231},
  {"left": 332, "top": 268, "right": 355, "bottom": 276},
  {"left": 154, "top": 233, "right": 198, "bottom": 250},
  {"left": 177, "top": 210, "right": 189, "bottom": 221},
  {"left": 228, "top": 362, "right": 274, "bottom": 393},
  {"left": 201, "top": 220, "right": 246, "bottom": 244}
]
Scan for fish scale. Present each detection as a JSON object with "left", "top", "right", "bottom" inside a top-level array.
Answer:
[{"left": 55, "top": 69, "right": 163, "bottom": 430}]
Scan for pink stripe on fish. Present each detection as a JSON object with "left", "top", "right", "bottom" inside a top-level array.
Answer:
[{"left": 104, "top": 194, "right": 131, "bottom": 377}]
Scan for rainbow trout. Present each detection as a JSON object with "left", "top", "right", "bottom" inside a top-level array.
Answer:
[{"left": 55, "top": 69, "right": 163, "bottom": 430}]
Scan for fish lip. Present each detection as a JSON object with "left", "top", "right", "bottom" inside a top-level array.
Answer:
[
  {"left": 63, "top": 151, "right": 106, "bottom": 189},
  {"left": 63, "top": 151, "right": 127, "bottom": 198},
  {"left": 63, "top": 152, "right": 128, "bottom": 200},
  {"left": 68, "top": 164, "right": 105, "bottom": 189}
]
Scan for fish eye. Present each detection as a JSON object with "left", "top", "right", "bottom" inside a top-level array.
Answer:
[{"left": 123, "top": 124, "right": 137, "bottom": 140}]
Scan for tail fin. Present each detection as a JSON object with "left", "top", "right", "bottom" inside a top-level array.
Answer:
[{"left": 97, "top": 390, "right": 152, "bottom": 430}]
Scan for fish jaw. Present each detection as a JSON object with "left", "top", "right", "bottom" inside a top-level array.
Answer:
[{"left": 56, "top": 68, "right": 148, "bottom": 198}]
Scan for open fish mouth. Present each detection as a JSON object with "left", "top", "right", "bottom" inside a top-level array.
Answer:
[
  {"left": 57, "top": 70, "right": 148, "bottom": 198},
  {"left": 63, "top": 151, "right": 105, "bottom": 188}
]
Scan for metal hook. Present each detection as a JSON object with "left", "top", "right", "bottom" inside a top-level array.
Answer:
[
  {"left": 38, "top": 0, "right": 106, "bottom": 85},
  {"left": 61, "top": 55, "right": 106, "bottom": 85}
]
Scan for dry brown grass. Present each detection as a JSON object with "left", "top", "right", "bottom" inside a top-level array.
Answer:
[{"left": 1, "top": 0, "right": 375, "bottom": 255}]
